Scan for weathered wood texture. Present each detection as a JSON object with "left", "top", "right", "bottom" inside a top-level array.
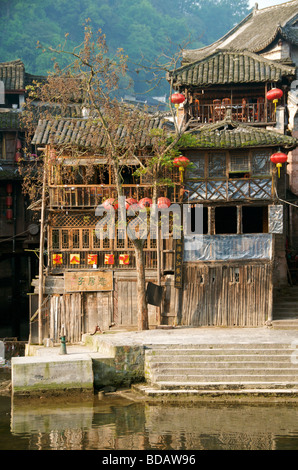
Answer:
[
  {"left": 181, "top": 262, "right": 272, "bottom": 326},
  {"left": 115, "top": 278, "right": 158, "bottom": 327}
]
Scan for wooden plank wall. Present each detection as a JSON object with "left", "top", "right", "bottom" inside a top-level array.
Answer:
[
  {"left": 116, "top": 278, "right": 158, "bottom": 327},
  {"left": 181, "top": 262, "right": 272, "bottom": 327},
  {"left": 48, "top": 292, "right": 113, "bottom": 342},
  {"left": 49, "top": 293, "right": 82, "bottom": 343}
]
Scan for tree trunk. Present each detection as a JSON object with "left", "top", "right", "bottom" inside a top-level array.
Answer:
[{"left": 134, "top": 239, "right": 149, "bottom": 330}]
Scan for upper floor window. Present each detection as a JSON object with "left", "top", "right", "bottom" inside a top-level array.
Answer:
[{"left": 186, "top": 150, "right": 272, "bottom": 180}]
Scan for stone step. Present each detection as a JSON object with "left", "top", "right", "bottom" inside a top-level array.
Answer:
[
  {"left": 148, "top": 360, "right": 296, "bottom": 368},
  {"left": 145, "top": 347, "right": 294, "bottom": 356},
  {"left": 133, "top": 384, "right": 298, "bottom": 396},
  {"left": 153, "top": 381, "right": 298, "bottom": 390},
  {"left": 149, "top": 356, "right": 292, "bottom": 369},
  {"left": 144, "top": 343, "right": 298, "bottom": 393},
  {"left": 271, "top": 320, "right": 298, "bottom": 329},
  {"left": 151, "top": 374, "right": 298, "bottom": 383}
]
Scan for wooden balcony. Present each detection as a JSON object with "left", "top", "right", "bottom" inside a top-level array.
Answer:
[
  {"left": 48, "top": 185, "right": 179, "bottom": 209},
  {"left": 188, "top": 101, "right": 275, "bottom": 125}
]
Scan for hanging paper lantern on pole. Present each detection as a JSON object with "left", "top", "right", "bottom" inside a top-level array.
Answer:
[
  {"left": 157, "top": 197, "right": 171, "bottom": 208},
  {"left": 270, "top": 152, "right": 288, "bottom": 178},
  {"left": 173, "top": 155, "right": 190, "bottom": 183},
  {"left": 266, "top": 88, "right": 283, "bottom": 112}
]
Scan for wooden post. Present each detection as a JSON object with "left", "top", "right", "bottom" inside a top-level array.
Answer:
[
  {"left": 156, "top": 223, "right": 161, "bottom": 325},
  {"left": 38, "top": 147, "right": 48, "bottom": 345}
]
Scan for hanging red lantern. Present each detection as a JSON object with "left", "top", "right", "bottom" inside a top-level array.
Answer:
[
  {"left": 173, "top": 155, "right": 190, "bottom": 182},
  {"left": 157, "top": 197, "right": 171, "bottom": 208},
  {"left": 139, "top": 197, "right": 152, "bottom": 208},
  {"left": 15, "top": 151, "right": 21, "bottom": 163},
  {"left": 6, "top": 209, "right": 13, "bottom": 220},
  {"left": 170, "top": 93, "right": 185, "bottom": 106},
  {"left": 102, "top": 198, "right": 115, "bottom": 209},
  {"left": 16, "top": 139, "right": 22, "bottom": 149},
  {"left": 6, "top": 196, "right": 13, "bottom": 207},
  {"left": 125, "top": 198, "right": 138, "bottom": 210},
  {"left": 270, "top": 152, "right": 288, "bottom": 178},
  {"left": 6, "top": 183, "right": 12, "bottom": 194},
  {"left": 266, "top": 88, "right": 283, "bottom": 112}
]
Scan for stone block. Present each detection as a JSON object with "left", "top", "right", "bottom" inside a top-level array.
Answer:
[{"left": 11, "top": 355, "right": 94, "bottom": 397}]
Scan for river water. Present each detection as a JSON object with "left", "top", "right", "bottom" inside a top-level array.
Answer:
[{"left": 1, "top": 384, "right": 298, "bottom": 451}]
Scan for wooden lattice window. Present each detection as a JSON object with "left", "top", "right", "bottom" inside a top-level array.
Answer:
[
  {"left": 62, "top": 230, "right": 69, "bottom": 249},
  {"left": 208, "top": 153, "right": 226, "bottom": 178},
  {"left": 190, "top": 155, "right": 205, "bottom": 179},
  {"left": 230, "top": 153, "right": 250, "bottom": 173},
  {"left": 252, "top": 151, "right": 271, "bottom": 176},
  {"left": 82, "top": 229, "right": 90, "bottom": 249},
  {"left": 72, "top": 229, "right": 80, "bottom": 249},
  {"left": 52, "top": 229, "right": 60, "bottom": 249}
]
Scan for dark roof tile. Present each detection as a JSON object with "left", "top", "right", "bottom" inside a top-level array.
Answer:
[{"left": 171, "top": 50, "right": 296, "bottom": 87}]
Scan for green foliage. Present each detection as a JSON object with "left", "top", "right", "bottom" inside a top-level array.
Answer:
[{"left": 0, "top": 0, "right": 249, "bottom": 94}]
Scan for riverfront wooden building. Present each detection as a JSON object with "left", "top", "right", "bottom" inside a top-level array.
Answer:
[{"left": 29, "top": 0, "right": 298, "bottom": 342}]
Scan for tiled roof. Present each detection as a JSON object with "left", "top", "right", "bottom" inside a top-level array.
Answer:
[
  {"left": 170, "top": 50, "right": 295, "bottom": 87},
  {"left": 0, "top": 60, "right": 25, "bottom": 90},
  {"left": 185, "top": 118, "right": 298, "bottom": 150},
  {"left": 31, "top": 116, "right": 168, "bottom": 148},
  {"left": 0, "top": 59, "right": 46, "bottom": 91},
  {"left": 183, "top": 0, "right": 298, "bottom": 64},
  {"left": 31, "top": 116, "right": 298, "bottom": 152},
  {"left": 0, "top": 111, "right": 20, "bottom": 130}
]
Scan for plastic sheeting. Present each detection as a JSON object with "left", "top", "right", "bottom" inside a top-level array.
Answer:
[
  {"left": 268, "top": 205, "right": 283, "bottom": 234},
  {"left": 184, "top": 234, "right": 273, "bottom": 261}
]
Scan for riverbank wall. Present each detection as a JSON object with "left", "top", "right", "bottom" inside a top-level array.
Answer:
[{"left": 10, "top": 327, "right": 298, "bottom": 399}]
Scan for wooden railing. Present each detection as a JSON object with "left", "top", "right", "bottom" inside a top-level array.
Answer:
[
  {"left": 189, "top": 102, "right": 275, "bottom": 124},
  {"left": 49, "top": 185, "right": 179, "bottom": 208}
]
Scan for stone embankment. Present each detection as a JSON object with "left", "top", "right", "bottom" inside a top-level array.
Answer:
[{"left": 9, "top": 327, "right": 298, "bottom": 400}]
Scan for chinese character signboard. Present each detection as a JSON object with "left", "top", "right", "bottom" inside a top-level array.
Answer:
[
  {"left": 174, "top": 236, "right": 184, "bottom": 289},
  {"left": 64, "top": 271, "right": 113, "bottom": 292}
]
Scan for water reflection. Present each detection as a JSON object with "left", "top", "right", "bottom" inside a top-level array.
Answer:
[{"left": 4, "top": 395, "right": 298, "bottom": 450}]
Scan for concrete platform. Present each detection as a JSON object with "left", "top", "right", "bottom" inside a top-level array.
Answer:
[{"left": 11, "top": 326, "right": 298, "bottom": 399}]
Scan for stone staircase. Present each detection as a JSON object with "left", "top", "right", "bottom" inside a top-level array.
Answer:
[
  {"left": 272, "top": 286, "right": 298, "bottom": 329},
  {"left": 134, "top": 343, "right": 298, "bottom": 397}
]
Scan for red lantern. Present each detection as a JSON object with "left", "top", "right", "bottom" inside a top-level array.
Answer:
[
  {"left": 6, "top": 209, "right": 13, "bottom": 220},
  {"left": 173, "top": 155, "right": 190, "bottom": 182},
  {"left": 139, "top": 197, "right": 152, "bottom": 208},
  {"left": 157, "top": 197, "right": 171, "bottom": 208},
  {"left": 266, "top": 88, "right": 283, "bottom": 112},
  {"left": 170, "top": 93, "right": 185, "bottom": 106},
  {"left": 6, "top": 183, "right": 13, "bottom": 194},
  {"left": 125, "top": 198, "right": 138, "bottom": 210},
  {"left": 15, "top": 151, "right": 21, "bottom": 163},
  {"left": 270, "top": 152, "right": 288, "bottom": 178},
  {"left": 16, "top": 139, "right": 22, "bottom": 149},
  {"left": 6, "top": 196, "right": 13, "bottom": 207},
  {"left": 102, "top": 198, "right": 115, "bottom": 209}
]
